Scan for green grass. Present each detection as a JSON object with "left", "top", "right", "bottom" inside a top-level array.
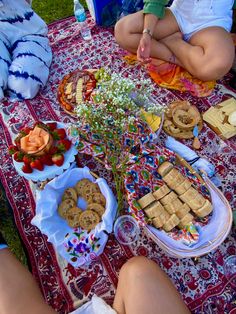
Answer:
[{"left": 32, "top": 0, "right": 87, "bottom": 24}]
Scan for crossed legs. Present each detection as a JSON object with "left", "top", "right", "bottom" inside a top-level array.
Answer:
[{"left": 115, "top": 10, "right": 235, "bottom": 81}]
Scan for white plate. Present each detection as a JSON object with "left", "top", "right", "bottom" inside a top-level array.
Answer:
[{"left": 12, "top": 121, "right": 78, "bottom": 182}]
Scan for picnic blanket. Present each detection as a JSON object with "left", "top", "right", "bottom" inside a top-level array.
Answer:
[{"left": 0, "top": 15, "right": 236, "bottom": 314}]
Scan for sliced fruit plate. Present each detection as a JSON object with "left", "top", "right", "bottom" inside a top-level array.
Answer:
[{"left": 9, "top": 121, "right": 78, "bottom": 182}]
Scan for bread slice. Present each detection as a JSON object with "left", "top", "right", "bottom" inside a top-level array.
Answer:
[
  {"left": 164, "top": 198, "right": 183, "bottom": 214},
  {"left": 138, "top": 192, "right": 156, "bottom": 209},
  {"left": 162, "top": 168, "right": 185, "bottom": 189},
  {"left": 174, "top": 178, "right": 192, "bottom": 195},
  {"left": 179, "top": 187, "right": 201, "bottom": 201},
  {"left": 160, "top": 191, "right": 178, "bottom": 206},
  {"left": 175, "top": 203, "right": 190, "bottom": 219},
  {"left": 144, "top": 201, "right": 165, "bottom": 219},
  {"left": 157, "top": 161, "right": 174, "bottom": 177},
  {"left": 153, "top": 184, "right": 170, "bottom": 200},
  {"left": 163, "top": 214, "right": 180, "bottom": 232},
  {"left": 194, "top": 199, "right": 213, "bottom": 218},
  {"left": 178, "top": 213, "right": 194, "bottom": 229},
  {"left": 152, "top": 211, "right": 170, "bottom": 228}
]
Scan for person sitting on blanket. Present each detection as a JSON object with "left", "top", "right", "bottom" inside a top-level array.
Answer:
[
  {"left": 0, "top": 231, "right": 190, "bottom": 314},
  {"left": 0, "top": 0, "right": 52, "bottom": 101},
  {"left": 115, "top": 0, "right": 235, "bottom": 81}
]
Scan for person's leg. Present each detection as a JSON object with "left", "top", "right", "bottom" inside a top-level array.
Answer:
[
  {"left": 115, "top": 10, "right": 181, "bottom": 63},
  {"left": 113, "top": 256, "right": 190, "bottom": 314},
  {"left": 161, "top": 27, "right": 235, "bottom": 81},
  {"left": 0, "top": 247, "right": 56, "bottom": 314},
  {"left": 8, "top": 34, "right": 52, "bottom": 100},
  {"left": 0, "top": 35, "right": 11, "bottom": 100}
]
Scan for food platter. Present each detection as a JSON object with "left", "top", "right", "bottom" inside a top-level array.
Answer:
[{"left": 12, "top": 121, "right": 78, "bottom": 182}]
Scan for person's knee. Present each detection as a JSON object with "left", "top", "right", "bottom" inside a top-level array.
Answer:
[
  {"left": 114, "top": 18, "right": 126, "bottom": 46},
  {"left": 120, "top": 256, "right": 160, "bottom": 279},
  {"left": 193, "top": 56, "right": 234, "bottom": 81}
]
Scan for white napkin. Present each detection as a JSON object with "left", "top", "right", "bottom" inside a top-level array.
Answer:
[{"left": 165, "top": 136, "right": 221, "bottom": 187}]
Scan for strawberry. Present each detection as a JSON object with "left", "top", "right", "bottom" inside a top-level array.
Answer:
[
  {"left": 13, "top": 151, "right": 24, "bottom": 162},
  {"left": 39, "top": 154, "right": 54, "bottom": 166},
  {"left": 46, "top": 122, "right": 57, "bottom": 131},
  {"left": 52, "top": 153, "right": 64, "bottom": 166},
  {"left": 49, "top": 146, "right": 58, "bottom": 155},
  {"left": 57, "top": 139, "right": 71, "bottom": 152},
  {"left": 30, "top": 159, "right": 44, "bottom": 171},
  {"left": 20, "top": 127, "right": 31, "bottom": 136},
  {"left": 52, "top": 128, "right": 66, "bottom": 140},
  {"left": 22, "top": 163, "right": 33, "bottom": 173},
  {"left": 8, "top": 145, "right": 18, "bottom": 155},
  {"left": 23, "top": 155, "right": 33, "bottom": 164}
]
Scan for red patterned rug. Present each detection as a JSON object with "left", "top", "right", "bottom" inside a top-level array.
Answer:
[{"left": 0, "top": 16, "right": 236, "bottom": 314}]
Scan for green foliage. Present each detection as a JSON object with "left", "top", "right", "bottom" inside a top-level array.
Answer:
[{"left": 32, "top": 0, "right": 87, "bottom": 24}]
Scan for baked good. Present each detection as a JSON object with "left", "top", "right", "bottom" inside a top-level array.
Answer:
[
  {"left": 163, "top": 214, "right": 180, "bottom": 232},
  {"left": 87, "top": 192, "right": 106, "bottom": 207},
  {"left": 144, "top": 201, "right": 165, "bottom": 219},
  {"left": 80, "top": 183, "right": 101, "bottom": 200},
  {"left": 164, "top": 198, "right": 183, "bottom": 214},
  {"left": 178, "top": 213, "right": 194, "bottom": 229},
  {"left": 179, "top": 187, "right": 201, "bottom": 201},
  {"left": 194, "top": 199, "right": 213, "bottom": 218},
  {"left": 65, "top": 206, "right": 83, "bottom": 228},
  {"left": 87, "top": 203, "right": 105, "bottom": 218},
  {"left": 162, "top": 168, "right": 185, "bottom": 189},
  {"left": 79, "top": 210, "right": 100, "bottom": 231},
  {"left": 62, "top": 187, "right": 78, "bottom": 203},
  {"left": 58, "top": 198, "right": 76, "bottom": 218},
  {"left": 174, "top": 178, "right": 192, "bottom": 195},
  {"left": 175, "top": 203, "right": 190, "bottom": 219},
  {"left": 160, "top": 191, "right": 178, "bottom": 206},
  {"left": 75, "top": 179, "right": 93, "bottom": 196},
  {"left": 187, "top": 195, "right": 206, "bottom": 211},
  {"left": 153, "top": 184, "right": 170, "bottom": 200},
  {"left": 157, "top": 162, "right": 174, "bottom": 177},
  {"left": 152, "top": 211, "right": 170, "bottom": 228},
  {"left": 138, "top": 192, "right": 156, "bottom": 209}
]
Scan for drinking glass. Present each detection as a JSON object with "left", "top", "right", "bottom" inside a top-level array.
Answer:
[{"left": 114, "top": 215, "right": 140, "bottom": 245}]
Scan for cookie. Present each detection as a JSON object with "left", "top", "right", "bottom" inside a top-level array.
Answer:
[
  {"left": 58, "top": 199, "right": 76, "bottom": 218},
  {"left": 65, "top": 206, "right": 82, "bottom": 228},
  {"left": 79, "top": 210, "right": 100, "bottom": 231},
  {"left": 80, "top": 183, "right": 100, "bottom": 200},
  {"left": 62, "top": 187, "right": 77, "bottom": 202},
  {"left": 87, "top": 192, "right": 106, "bottom": 206},
  {"left": 75, "top": 178, "right": 92, "bottom": 196},
  {"left": 87, "top": 203, "right": 105, "bottom": 218}
]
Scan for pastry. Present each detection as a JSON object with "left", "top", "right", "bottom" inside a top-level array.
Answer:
[
  {"left": 138, "top": 192, "right": 156, "bottom": 209},
  {"left": 75, "top": 178, "right": 93, "bottom": 196},
  {"left": 194, "top": 199, "right": 213, "bottom": 218},
  {"left": 174, "top": 178, "right": 192, "bottom": 195},
  {"left": 87, "top": 203, "right": 105, "bottom": 218},
  {"left": 58, "top": 198, "right": 76, "bottom": 218},
  {"left": 180, "top": 187, "right": 206, "bottom": 210},
  {"left": 162, "top": 168, "right": 185, "bottom": 189},
  {"left": 153, "top": 184, "right": 170, "bottom": 200},
  {"left": 164, "top": 198, "right": 183, "bottom": 214},
  {"left": 157, "top": 161, "right": 174, "bottom": 177},
  {"left": 175, "top": 203, "right": 190, "bottom": 219},
  {"left": 86, "top": 192, "right": 106, "bottom": 207},
  {"left": 62, "top": 187, "right": 78, "bottom": 203},
  {"left": 152, "top": 211, "right": 170, "bottom": 228},
  {"left": 65, "top": 206, "right": 82, "bottom": 228},
  {"left": 163, "top": 214, "right": 180, "bottom": 232},
  {"left": 79, "top": 210, "right": 100, "bottom": 231},
  {"left": 160, "top": 191, "right": 178, "bottom": 206},
  {"left": 178, "top": 213, "right": 194, "bottom": 229},
  {"left": 144, "top": 201, "right": 165, "bottom": 219}
]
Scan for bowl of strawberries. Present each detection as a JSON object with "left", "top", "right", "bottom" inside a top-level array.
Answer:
[{"left": 9, "top": 121, "right": 78, "bottom": 182}]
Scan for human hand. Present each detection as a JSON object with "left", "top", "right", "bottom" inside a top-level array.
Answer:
[{"left": 137, "top": 34, "right": 152, "bottom": 64}]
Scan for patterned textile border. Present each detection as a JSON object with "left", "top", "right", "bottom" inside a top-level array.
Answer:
[{"left": 0, "top": 16, "right": 236, "bottom": 313}]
